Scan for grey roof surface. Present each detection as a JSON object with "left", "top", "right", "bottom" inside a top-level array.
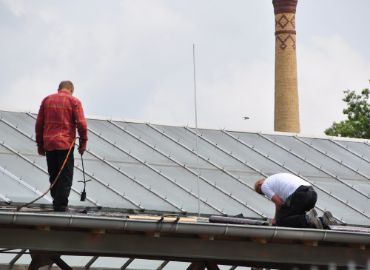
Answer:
[{"left": 0, "top": 110, "right": 370, "bottom": 225}]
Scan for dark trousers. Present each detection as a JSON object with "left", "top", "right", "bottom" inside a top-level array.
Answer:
[
  {"left": 276, "top": 185, "right": 317, "bottom": 228},
  {"left": 46, "top": 149, "right": 74, "bottom": 210}
]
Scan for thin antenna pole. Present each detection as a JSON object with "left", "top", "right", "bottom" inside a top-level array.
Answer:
[{"left": 193, "top": 43, "right": 201, "bottom": 217}]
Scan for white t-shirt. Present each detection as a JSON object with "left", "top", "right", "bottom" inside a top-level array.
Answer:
[{"left": 261, "top": 173, "right": 311, "bottom": 201}]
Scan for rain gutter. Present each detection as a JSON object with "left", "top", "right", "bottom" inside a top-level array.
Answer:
[{"left": 0, "top": 211, "right": 369, "bottom": 245}]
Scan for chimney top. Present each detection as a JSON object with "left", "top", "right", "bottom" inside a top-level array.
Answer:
[{"left": 272, "top": 0, "right": 298, "bottom": 14}]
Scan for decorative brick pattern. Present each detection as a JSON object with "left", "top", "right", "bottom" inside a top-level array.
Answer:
[
  {"left": 275, "top": 14, "right": 295, "bottom": 29},
  {"left": 275, "top": 13, "right": 296, "bottom": 50},
  {"left": 276, "top": 34, "right": 296, "bottom": 50},
  {"left": 273, "top": 1, "right": 300, "bottom": 133}
]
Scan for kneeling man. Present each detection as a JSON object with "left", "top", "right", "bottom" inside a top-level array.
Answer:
[{"left": 255, "top": 173, "right": 323, "bottom": 229}]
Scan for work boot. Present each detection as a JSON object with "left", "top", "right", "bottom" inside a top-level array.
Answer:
[
  {"left": 322, "top": 211, "right": 339, "bottom": 228},
  {"left": 306, "top": 209, "right": 323, "bottom": 229}
]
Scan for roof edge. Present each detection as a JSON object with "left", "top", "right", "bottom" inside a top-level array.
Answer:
[
  {"left": 0, "top": 211, "right": 369, "bottom": 245},
  {"left": 1, "top": 109, "right": 369, "bottom": 143}
]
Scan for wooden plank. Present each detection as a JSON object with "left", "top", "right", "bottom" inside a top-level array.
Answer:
[{"left": 128, "top": 215, "right": 200, "bottom": 223}]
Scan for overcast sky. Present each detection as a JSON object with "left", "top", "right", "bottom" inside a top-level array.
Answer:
[{"left": 0, "top": 0, "right": 369, "bottom": 136}]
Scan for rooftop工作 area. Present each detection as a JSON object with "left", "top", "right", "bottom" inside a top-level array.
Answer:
[{"left": 0, "top": 110, "right": 369, "bottom": 269}]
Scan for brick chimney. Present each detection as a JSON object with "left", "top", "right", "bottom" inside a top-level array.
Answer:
[{"left": 273, "top": 0, "right": 300, "bottom": 133}]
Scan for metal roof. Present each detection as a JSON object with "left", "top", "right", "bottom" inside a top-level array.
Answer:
[
  {"left": 0, "top": 110, "right": 369, "bottom": 224},
  {"left": 0, "top": 110, "right": 370, "bottom": 269}
]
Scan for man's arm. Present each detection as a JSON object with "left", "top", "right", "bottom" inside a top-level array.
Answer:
[
  {"left": 35, "top": 102, "right": 45, "bottom": 156},
  {"left": 73, "top": 99, "right": 88, "bottom": 155},
  {"left": 271, "top": 194, "right": 284, "bottom": 225}
]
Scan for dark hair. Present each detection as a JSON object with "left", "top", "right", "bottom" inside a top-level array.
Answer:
[{"left": 58, "top": 81, "right": 74, "bottom": 91}]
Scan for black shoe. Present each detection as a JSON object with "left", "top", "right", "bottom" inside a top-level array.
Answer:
[{"left": 306, "top": 209, "right": 323, "bottom": 229}]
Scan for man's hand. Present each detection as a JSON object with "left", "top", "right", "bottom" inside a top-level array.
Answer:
[
  {"left": 271, "top": 195, "right": 284, "bottom": 209},
  {"left": 38, "top": 146, "right": 45, "bottom": 156},
  {"left": 78, "top": 143, "right": 86, "bottom": 155},
  {"left": 271, "top": 195, "right": 284, "bottom": 226}
]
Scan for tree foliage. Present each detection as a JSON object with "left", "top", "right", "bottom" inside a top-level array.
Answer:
[{"left": 325, "top": 86, "right": 370, "bottom": 139}]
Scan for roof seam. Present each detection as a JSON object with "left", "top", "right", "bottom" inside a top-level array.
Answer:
[
  {"left": 88, "top": 125, "right": 197, "bottom": 213},
  {"left": 0, "top": 165, "right": 52, "bottom": 203},
  {"left": 148, "top": 123, "right": 265, "bottom": 217},
  {"left": 107, "top": 120, "right": 225, "bottom": 214},
  {"left": 330, "top": 139, "right": 370, "bottom": 164},
  {"left": 294, "top": 136, "right": 370, "bottom": 197},
  {"left": 80, "top": 140, "right": 182, "bottom": 212},
  {"left": 222, "top": 130, "right": 340, "bottom": 221},
  {"left": 258, "top": 133, "right": 370, "bottom": 220},
  {"left": 26, "top": 112, "right": 144, "bottom": 209},
  {"left": 2, "top": 114, "right": 99, "bottom": 207}
]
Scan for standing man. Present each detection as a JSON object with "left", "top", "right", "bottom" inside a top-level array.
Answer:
[
  {"left": 254, "top": 173, "right": 325, "bottom": 229},
  {"left": 36, "top": 81, "right": 88, "bottom": 212}
]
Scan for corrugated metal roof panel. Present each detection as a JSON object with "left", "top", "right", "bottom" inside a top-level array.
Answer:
[{"left": 0, "top": 111, "right": 369, "bottom": 225}]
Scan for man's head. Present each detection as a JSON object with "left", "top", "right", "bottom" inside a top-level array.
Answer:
[
  {"left": 58, "top": 80, "right": 74, "bottom": 94},
  {"left": 254, "top": 179, "right": 265, "bottom": 194}
]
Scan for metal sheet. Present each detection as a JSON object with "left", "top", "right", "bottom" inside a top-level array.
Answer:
[
  {"left": 156, "top": 165, "right": 260, "bottom": 216},
  {"left": 311, "top": 176, "right": 370, "bottom": 217},
  {"left": 119, "top": 122, "right": 212, "bottom": 169},
  {"left": 0, "top": 121, "right": 36, "bottom": 155},
  {"left": 155, "top": 125, "right": 244, "bottom": 170},
  {"left": 298, "top": 138, "right": 369, "bottom": 180},
  {"left": 108, "top": 160, "right": 211, "bottom": 212},
  {"left": 300, "top": 137, "right": 370, "bottom": 178},
  {"left": 232, "top": 132, "right": 327, "bottom": 178},
  {"left": 310, "top": 180, "right": 369, "bottom": 224},
  {"left": 0, "top": 150, "right": 50, "bottom": 192},
  {"left": 197, "top": 169, "right": 270, "bottom": 217},
  {"left": 0, "top": 148, "right": 82, "bottom": 205},
  {"left": 1, "top": 111, "right": 370, "bottom": 225},
  {"left": 0, "top": 166, "right": 49, "bottom": 204},
  {"left": 264, "top": 134, "right": 364, "bottom": 180},
  {"left": 81, "top": 159, "right": 178, "bottom": 212},
  {"left": 202, "top": 129, "right": 285, "bottom": 174},
  {"left": 0, "top": 112, "right": 36, "bottom": 138},
  {"left": 84, "top": 130, "right": 133, "bottom": 163},
  {"left": 70, "top": 166, "right": 139, "bottom": 209},
  {"left": 336, "top": 140, "right": 370, "bottom": 161},
  {"left": 88, "top": 120, "right": 173, "bottom": 165}
]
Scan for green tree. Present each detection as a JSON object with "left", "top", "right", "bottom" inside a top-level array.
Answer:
[{"left": 325, "top": 85, "right": 370, "bottom": 139}]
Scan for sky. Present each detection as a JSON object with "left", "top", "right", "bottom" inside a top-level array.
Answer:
[{"left": 0, "top": 0, "right": 369, "bottom": 136}]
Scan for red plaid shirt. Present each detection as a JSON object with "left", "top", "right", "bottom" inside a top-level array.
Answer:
[{"left": 36, "top": 89, "right": 88, "bottom": 151}]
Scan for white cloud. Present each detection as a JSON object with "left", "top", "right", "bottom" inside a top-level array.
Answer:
[
  {"left": 139, "top": 60, "right": 274, "bottom": 132},
  {"left": 298, "top": 35, "right": 370, "bottom": 135},
  {"left": 0, "top": 0, "right": 27, "bottom": 17},
  {"left": 1, "top": 1, "right": 369, "bottom": 139},
  {"left": 0, "top": 0, "right": 57, "bottom": 22},
  {"left": 119, "top": 0, "right": 190, "bottom": 36},
  {"left": 2, "top": 74, "right": 55, "bottom": 112},
  {"left": 0, "top": 0, "right": 192, "bottom": 114},
  {"left": 139, "top": 35, "right": 370, "bottom": 136}
]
